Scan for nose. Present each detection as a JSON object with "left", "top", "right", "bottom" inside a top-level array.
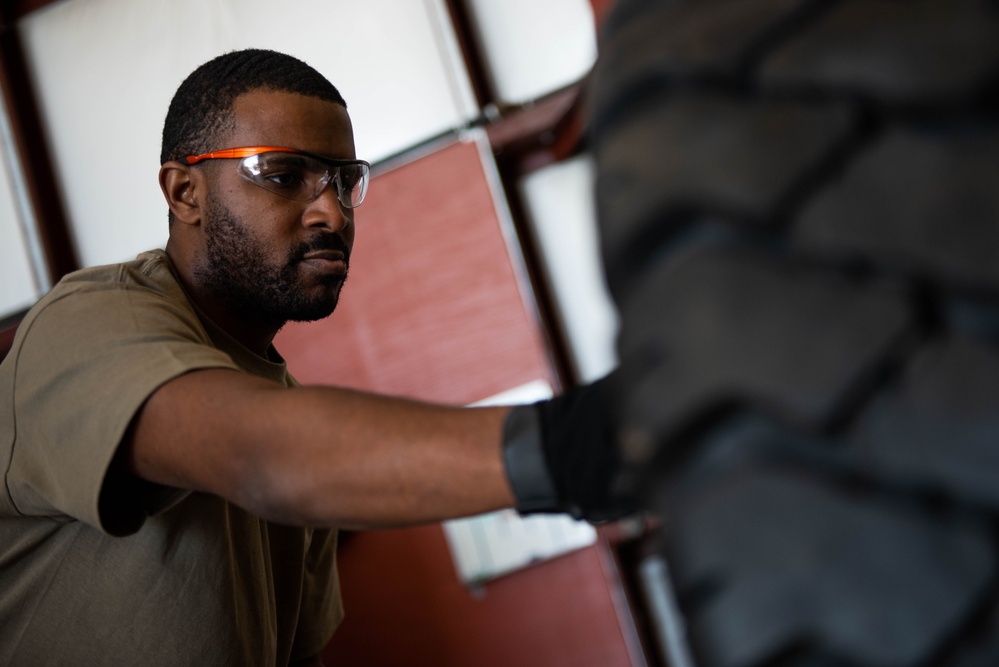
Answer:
[{"left": 302, "top": 180, "right": 351, "bottom": 232}]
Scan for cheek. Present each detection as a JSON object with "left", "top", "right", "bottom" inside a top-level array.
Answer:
[
  {"left": 228, "top": 196, "right": 301, "bottom": 249},
  {"left": 216, "top": 171, "right": 288, "bottom": 223},
  {"left": 343, "top": 218, "right": 356, "bottom": 251}
]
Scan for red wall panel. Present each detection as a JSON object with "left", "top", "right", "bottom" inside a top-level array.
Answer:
[{"left": 327, "top": 525, "right": 641, "bottom": 667}]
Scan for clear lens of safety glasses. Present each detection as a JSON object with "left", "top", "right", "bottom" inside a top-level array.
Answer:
[{"left": 239, "top": 152, "right": 370, "bottom": 208}]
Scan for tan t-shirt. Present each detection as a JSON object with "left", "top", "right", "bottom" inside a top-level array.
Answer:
[{"left": 0, "top": 250, "right": 342, "bottom": 666}]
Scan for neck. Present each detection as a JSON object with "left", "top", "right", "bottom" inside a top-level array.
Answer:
[{"left": 166, "top": 241, "right": 283, "bottom": 358}]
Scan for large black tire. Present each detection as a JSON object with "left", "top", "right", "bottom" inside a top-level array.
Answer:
[{"left": 589, "top": 1, "right": 999, "bottom": 666}]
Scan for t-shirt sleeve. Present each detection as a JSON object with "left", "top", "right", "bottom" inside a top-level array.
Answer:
[
  {"left": 289, "top": 528, "right": 344, "bottom": 660},
  {"left": 6, "top": 283, "right": 240, "bottom": 536}
]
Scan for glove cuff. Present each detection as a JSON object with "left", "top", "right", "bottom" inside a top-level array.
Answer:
[{"left": 501, "top": 404, "right": 560, "bottom": 514}]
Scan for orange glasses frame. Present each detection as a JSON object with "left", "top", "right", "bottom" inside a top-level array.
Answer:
[{"left": 183, "top": 146, "right": 367, "bottom": 166}]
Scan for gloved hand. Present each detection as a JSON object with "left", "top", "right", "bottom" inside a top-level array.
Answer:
[{"left": 501, "top": 372, "right": 636, "bottom": 522}]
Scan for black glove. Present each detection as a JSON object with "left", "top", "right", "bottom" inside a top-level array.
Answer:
[{"left": 501, "top": 373, "right": 635, "bottom": 522}]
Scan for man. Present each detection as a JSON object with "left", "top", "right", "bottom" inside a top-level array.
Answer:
[{"left": 0, "top": 49, "right": 625, "bottom": 666}]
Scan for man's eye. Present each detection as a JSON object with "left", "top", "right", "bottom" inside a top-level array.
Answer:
[
  {"left": 257, "top": 167, "right": 312, "bottom": 191},
  {"left": 263, "top": 171, "right": 304, "bottom": 187}
]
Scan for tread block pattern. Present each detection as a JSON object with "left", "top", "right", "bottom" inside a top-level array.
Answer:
[
  {"left": 596, "top": 95, "right": 856, "bottom": 280},
  {"left": 849, "top": 336, "right": 999, "bottom": 509},
  {"left": 617, "top": 246, "right": 912, "bottom": 449},
  {"left": 662, "top": 467, "right": 995, "bottom": 667},
  {"left": 590, "top": 0, "right": 815, "bottom": 122},
  {"left": 759, "top": 0, "right": 999, "bottom": 104},
  {"left": 592, "top": 0, "right": 999, "bottom": 664},
  {"left": 793, "top": 128, "right": 999, "bottom": 293}
]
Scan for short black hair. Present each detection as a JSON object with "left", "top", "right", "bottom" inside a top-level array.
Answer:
[{"left": 160, "top": 48, "right": 347, "bottom": 165}]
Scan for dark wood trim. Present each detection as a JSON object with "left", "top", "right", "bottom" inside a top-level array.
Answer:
[
  {"left": 0, "top": 0, "right": 59, "bottom": 21},
  {"left": 442, "top": 0, "right": 495, "bottom": 112},
  {"left": 490, "top": 157, "right": 577, "bottom": 388},
  {"left": 485, "top": 84, "right": 589, "bottom": 387},
  {"left": 0, "top": 312, "right": 22, "bottom": 361},
  {"left": 0, "top": 4, "right": 78, "bottom": 285},
  {"left": 486, "top": 83, "right": 586, "bottom": 176}
]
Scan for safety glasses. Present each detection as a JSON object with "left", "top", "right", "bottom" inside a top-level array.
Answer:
[{"left": 184, "top": 146, "right": 370, "bottom": 209}]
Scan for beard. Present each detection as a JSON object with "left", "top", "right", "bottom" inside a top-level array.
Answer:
[{"left": 194, "top": 197, "right": 348, "bottom": 326}]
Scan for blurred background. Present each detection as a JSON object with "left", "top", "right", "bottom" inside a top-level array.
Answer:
[{"left": 0, "top": 1, "right": 674, "bottom": 665}]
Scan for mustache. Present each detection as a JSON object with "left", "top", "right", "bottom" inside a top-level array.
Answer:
[{"left": 291, "top": 234, "right": 351, "bottom": 263}]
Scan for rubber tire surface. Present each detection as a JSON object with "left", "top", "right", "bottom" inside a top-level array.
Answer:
[{"left": 589, "top": 1, "right": 999, "bottom": 666}]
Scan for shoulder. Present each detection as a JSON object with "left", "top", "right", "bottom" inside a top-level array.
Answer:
[
  {"left": 14, "top": 250, "right": 208, "bottom": 353},
  {"left": 46, "top": 249, "right": 185, "bottom": 306}
]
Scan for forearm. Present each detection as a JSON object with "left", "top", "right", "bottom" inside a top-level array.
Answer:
[
  {"left": 127, "top": 368, "right": 516, "bottom": 529},
  {"left": 242, "top": 384, "right": 515, "bottom": 528}
]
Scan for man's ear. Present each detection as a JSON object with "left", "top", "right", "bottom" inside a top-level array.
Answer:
[{"left": 159, "top": 161, "right": 203, "bottom": 225}]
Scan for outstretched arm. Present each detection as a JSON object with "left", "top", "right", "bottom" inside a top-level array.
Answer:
[{"left": 125, "top": 368, "right": 515, "bottom": 529}]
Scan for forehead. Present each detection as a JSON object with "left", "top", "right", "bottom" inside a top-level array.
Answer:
[{"left": 227, "top": 88, "right": 356, "bottom": 159}]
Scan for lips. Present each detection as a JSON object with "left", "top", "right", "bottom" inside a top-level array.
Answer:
[
  {"left": 301, "top": 249, "right": 348, "bottom": 274},
  {"left": 303, "top": 248, "right": 345, "bottom": 262}
]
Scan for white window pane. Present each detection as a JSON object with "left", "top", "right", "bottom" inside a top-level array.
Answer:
[
  {"left": 465, "top": 0, "right": 597, "bottom": 104},
  {"left": 519, "top": 155, "right": 619, "bottom": 383}
]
